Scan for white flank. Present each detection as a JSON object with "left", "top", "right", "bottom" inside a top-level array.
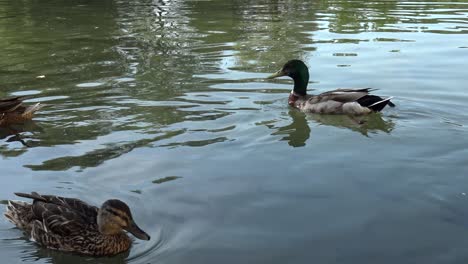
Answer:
[{"left": 342, "top": 102, "right": 370, "bottom": 115}]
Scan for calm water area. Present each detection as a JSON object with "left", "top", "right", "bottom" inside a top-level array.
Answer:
[{"left": 0, "top": 0, "right": 468, "bottom": 263}]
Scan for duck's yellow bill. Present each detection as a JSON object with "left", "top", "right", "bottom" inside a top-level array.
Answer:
[{"left": 267, "top": 69, "right": 286, "bottom": 79}]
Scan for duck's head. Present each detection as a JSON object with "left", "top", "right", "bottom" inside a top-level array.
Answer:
[
  {"left": 97, "top": 199, "right": 151, "bottom": 240},
  {"left": 267, "top": 60, "right": 310, "bottom": 96}
]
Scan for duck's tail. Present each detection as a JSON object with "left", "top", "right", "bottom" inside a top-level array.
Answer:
[
  {"left": 14, "top": 192, "right": 45, "bottom": 201},
  {"left": 357, "top": 95, "right": 395, "bottom": 112},
  {"left": 24, "top": 103, "right": 44, "bottom": 115},
  {"left": 19, "top": 103, "right": 44, "bottom": 120},
  {"left": 4, "top": 200, "right": 33, "bottom": 231}
]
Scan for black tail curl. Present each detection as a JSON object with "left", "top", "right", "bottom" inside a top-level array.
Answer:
[{"left": 357, "top": 95, "right": 395, "bottom": 112}]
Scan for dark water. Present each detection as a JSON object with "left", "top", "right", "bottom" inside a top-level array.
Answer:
[{"left": 1, "top": 0, "right": 468, "bottom": 263}]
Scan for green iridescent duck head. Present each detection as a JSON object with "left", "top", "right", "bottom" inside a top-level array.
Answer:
[{"left": 268, "top": 59, "right": 310, "bottom": 96}]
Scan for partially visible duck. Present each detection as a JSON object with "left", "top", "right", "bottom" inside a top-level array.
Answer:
[
  {"left": 0, "top": 96, "right": 43, "bottom": 125},
  {"left": 4, "top": 192, "right": 150, "bottom": 256},
  {"left": 267, "top": 60, "right": 394, "bottom": 115}
]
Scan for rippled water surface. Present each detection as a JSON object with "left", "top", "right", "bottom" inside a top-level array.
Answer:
[{"left": 1, "top": 0, "right": 468, "bottom": 263}]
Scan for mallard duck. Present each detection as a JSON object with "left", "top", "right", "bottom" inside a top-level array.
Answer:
[
  {"left": 4, "top": 192, "right": 150, "bottom": 256},
  {"left": 267, "top": 60, "right": 395, "bottom": 115},
  {"left": 0, "top": 96, "right": 43, "bottom": 126}
]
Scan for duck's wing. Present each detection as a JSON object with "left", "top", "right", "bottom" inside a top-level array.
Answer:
[
  {"left": 15, "top": 192, "right": 99, "bottom": 226},
  {"left": 0, "top": 97, "right": 24, "bottom": 113},
  {"left": 317, "top": 88, "right": 375, "bottom": 103},
  {"left": 35, "top": 203, "right": 91, "bottom": 236}
]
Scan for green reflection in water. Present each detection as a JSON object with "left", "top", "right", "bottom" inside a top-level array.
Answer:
[
  {"left": 0, "top": 0, "right": 467, "bottom": 263},
  {"left": 1, "top": 0, "right": 465, "bottom": 168},
  {"left": 152, "top": 176, "right": 182, "bottom": 184}
]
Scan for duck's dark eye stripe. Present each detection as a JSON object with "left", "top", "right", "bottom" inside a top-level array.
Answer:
[
  {"left": 106, "top": 208, "right": 122, "bottom": 217},
  {"left": 106, "top": 208, "right": 130, "bottom": 222}
]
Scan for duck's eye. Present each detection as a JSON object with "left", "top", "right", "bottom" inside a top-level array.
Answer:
[{"left": 282, "top": 67, "right": 291, "bottom": 75}]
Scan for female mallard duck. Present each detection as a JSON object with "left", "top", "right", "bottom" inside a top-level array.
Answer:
[
  {"left": 4, "top": 192, "right": 150, "bottom": 256},
  {"left": 0, "top": 96, "right": 43, "bottom": 125},
  {"left": 268, "top": 60, "right": 395, "bottom": 115}
]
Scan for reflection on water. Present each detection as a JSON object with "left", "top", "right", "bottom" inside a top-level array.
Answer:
[
  {"left": 152, "top": 176, "right": 182, "bottom": 184},
  {"left": 1, "top": 0, "right": 468, "bottom": 263},
  {"left": 309, "top": 112, "right": 395, "bottom": 136},
  {"left": 0, "top": 121, "right": 43, "bottom": 154},
  {"left": 23, "top": 245, "right": 128, "bottom": 264},
  {"left": 267, "top": 110, "right": 394, "bottom": 147},
  {"left": 24, "top": 130, "right": 185, "bottom": 171},
  {"left": 272, "top": 110, "right": 311, "bottom": 147},
  {"left": 2, "top": 0, "right": 465, "bottom": 158}
]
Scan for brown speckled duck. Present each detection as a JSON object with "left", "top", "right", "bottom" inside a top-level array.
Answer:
[
  {"left": 0, "top": 96, "right": 43, "bottom": 125},
  {"left": 4, "top": 192, "right": 150, "bottom": 256},
  {"left": 268, "top": 60, "right": 395, "bottom": 115}
]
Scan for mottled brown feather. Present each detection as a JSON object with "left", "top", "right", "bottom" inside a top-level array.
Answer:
[
  {"left": 0, "top": 97, "right": 42, "bottom": 125},
  {"left": 5, "top": 192, "right": 133, "bottom": 256}
]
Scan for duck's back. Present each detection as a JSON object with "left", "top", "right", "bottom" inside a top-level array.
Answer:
[{"left": 0, "top": 97, "right": 24, "bottom": 113}]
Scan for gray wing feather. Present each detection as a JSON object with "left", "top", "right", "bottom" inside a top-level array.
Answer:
[{"left": 316, "top": 88, "right": 373, "bottom": 103}]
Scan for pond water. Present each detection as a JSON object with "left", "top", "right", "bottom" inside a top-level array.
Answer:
[{"left": 1, "top": 0, "right": 468, "bottom": 263}]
